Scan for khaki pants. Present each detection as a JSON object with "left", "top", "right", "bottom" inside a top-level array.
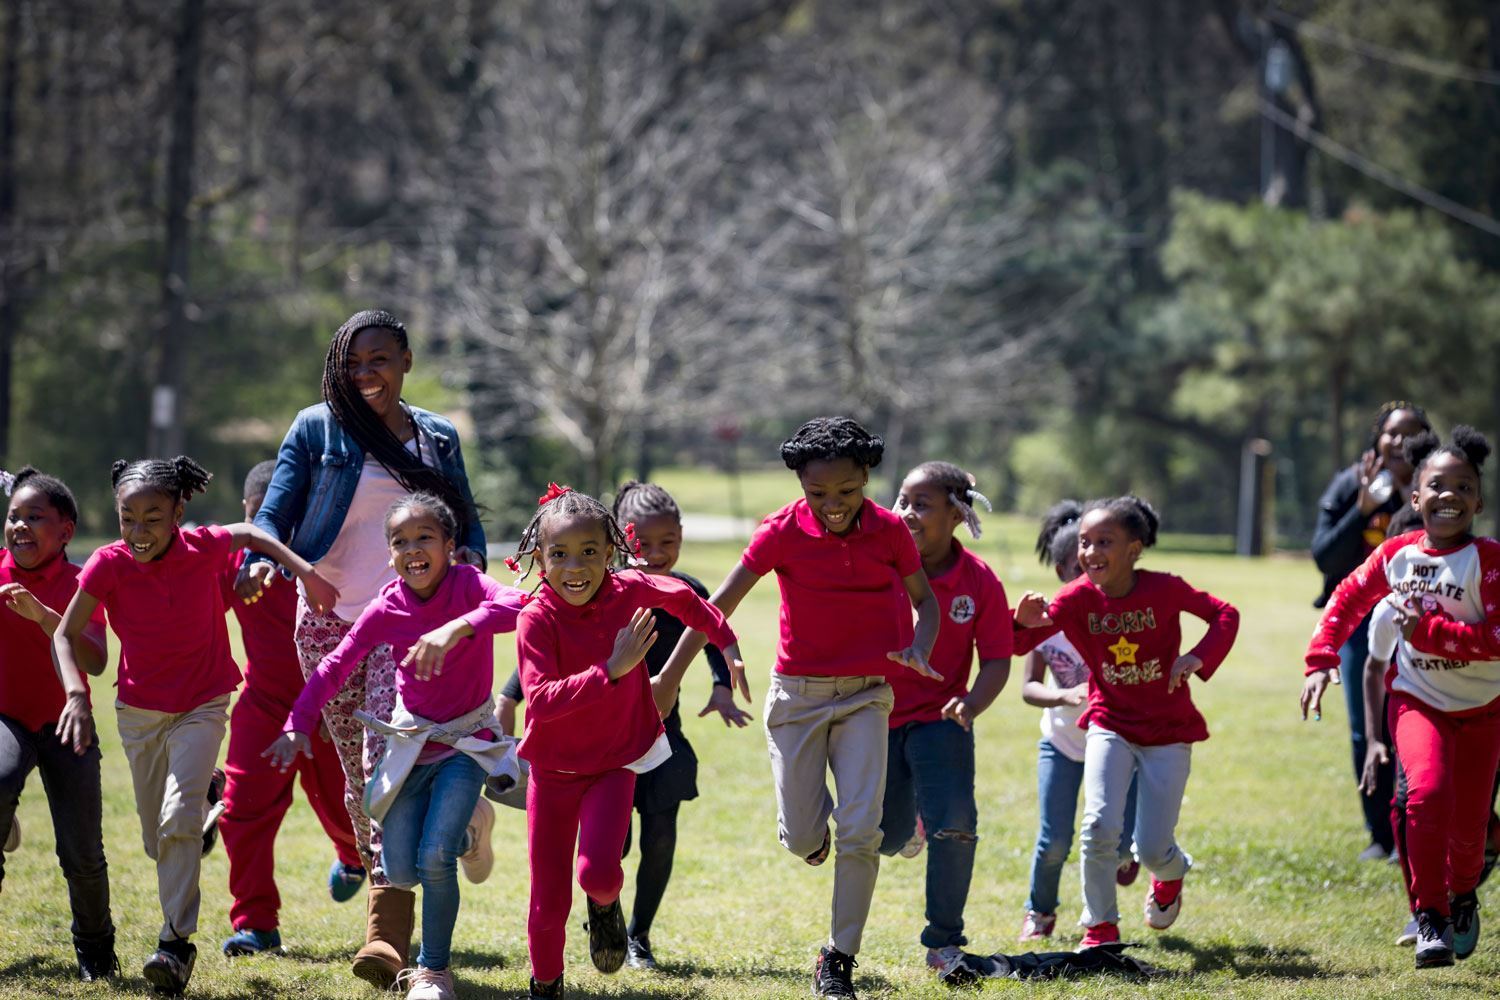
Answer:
[
  {"left": 116, "top": 694, "right": 230, "bottom": 941},
  {"left": 764, "top": 674, "right": 892, "bottom": 955}
]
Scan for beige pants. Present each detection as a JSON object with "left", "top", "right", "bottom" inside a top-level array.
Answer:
[
  {"left": 764, "top": 674, "right": 892, "bottom": 955},
  {"left": 116, "top": 694, "right": 230, "bottom": 941}
]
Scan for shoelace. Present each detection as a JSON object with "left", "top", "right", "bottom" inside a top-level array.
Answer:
[{"left": 819, "top": 952, "right": 857, "bottom": 996}]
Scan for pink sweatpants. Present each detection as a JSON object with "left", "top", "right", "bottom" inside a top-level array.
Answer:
[
  {"left": 1390, "top": 691, "right": 1500, "bottom": 914},
  {"left": 526, "top": 766, "right": 636, "bottom": 983}
]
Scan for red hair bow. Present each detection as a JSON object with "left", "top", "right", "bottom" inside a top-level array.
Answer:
[
  {"left": 537, "top": 482, "right": 572, "bottom": 506},
  {"left": 503, "top": 556, "right": 521, "bottom": 574}
]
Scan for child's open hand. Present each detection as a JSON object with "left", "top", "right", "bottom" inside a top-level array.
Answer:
[
  {"left": 1015, "top": 591, "right": 1053, "bottom": 628},
  {"left": 55, "top": 691, "right": 94, "bottom": 755},
  {"left": 607, "top": 606, "right": 657, "bottom": 680},
  {"left": 1166, "top": 653, "right": 1202, "bottom": 692},
  {"left": 402, "top": 620, "right": 466, "bottom": 681},
  {"left": 1299, "top": 667, "right": 1338, "bottom": 721},
  {"left": 888, "top": 645, "right": 943, "bottom": 681},
  {"left": 262, "top": 732, "right": 313, "bottom": 773},
  {"left": 940, "top": 696, "right": 975, "bottom": 731},
  {"left": 700, "top": 685, "right": 753, "bottom": 728},
  {"left": 301, "top": 570, "right": 341, "bottom": 617},
  {"left": 234, "top": 560, "right": 277, "bottom": 604},
  {"left": 0, "top": 582, "right": 48, "bottom": 624},
  {"left": 1359, "top": 741, "right": 1390, "bottom": 796}
]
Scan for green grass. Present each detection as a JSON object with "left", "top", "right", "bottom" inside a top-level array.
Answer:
[{"left": 2, "top": 538, "right": 1495, "bottom": 998}]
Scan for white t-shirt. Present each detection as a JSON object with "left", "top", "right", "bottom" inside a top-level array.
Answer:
[
  {"left": 1368, "top": 595, "right": 1402, "bottom": 663},
  {"left": 1036, "top": 633, "right": 1090, "bottom": 762},
  {"left": 306, "top": 433, "right": 437, "bottom": 622}
]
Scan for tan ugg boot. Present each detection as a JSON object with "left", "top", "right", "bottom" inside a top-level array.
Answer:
[{"left": 350, "top": 886, "right": 415, "bottom": 989}]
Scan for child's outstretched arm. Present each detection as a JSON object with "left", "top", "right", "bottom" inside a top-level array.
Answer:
[
  {"left": 225, "top": 522, "right": 340, "bottom": 615},
  {"left": 887, "top": 570, "right": 942, "bottom": 681},
  {"left": 401, "top": 579, "right": 527, "bottom": 681},
  {"left": 49, "top": 588, "right": 108, "bottom": 754},
  {"left": 1303, "top": 541, "right": 1398, "bottom": 719},
  {"left": 1020, "top": 650, "right": 1087, "bottom": 709},
  {"left": 642, "top": 571, "right": 744, "bottom": 719},
  {"left": 265, "top": 609, "right": 380, "bottom": 771},
  {"left": 660, "top": 562, "right": 760, "bottom": 714}
]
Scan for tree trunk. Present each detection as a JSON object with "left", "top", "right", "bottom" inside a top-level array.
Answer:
[
  {"left": 0, "top": 0, "right": 21, "bottom": 465},
  {"left": 149, "top": 0, "right": 205, "bottom": 457}
]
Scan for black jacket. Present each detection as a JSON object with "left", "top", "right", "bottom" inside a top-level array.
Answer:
[{"left": 1310, "top": 464, "right": 1402, "bottom": 607}]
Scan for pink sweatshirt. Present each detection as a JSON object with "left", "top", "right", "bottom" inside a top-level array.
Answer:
[{"left": 286, "top": 563, "right": 526, "bottom": 736}]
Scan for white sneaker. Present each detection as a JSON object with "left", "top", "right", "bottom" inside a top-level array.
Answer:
[
  {"left": 1144, "top": 878, "right": 1183, "bottom": 930},
  {"left": 460, "top": 798, "right": 495, "bottom": 883},
  {"left": 3, "top": 816, "right": 17, "bottom": 853},
  {"left": 400, "top": 965, "right": 457, "bottom": 1000},
  {"left": 899, "top": 817, "right": 926, "bottom": 858},
  {"left": 1396, "top": 916, "right": 1419, "bottom": 947}
]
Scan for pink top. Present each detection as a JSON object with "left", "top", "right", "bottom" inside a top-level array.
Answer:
[
  {"left": 516, "top": 570, "right": 737, "bottom": 774},
  {"left": 887, "top": 541, "right": 1012, "bottom": 728},
  {"left": 77, "top": 525, "right": 242, "bottom": 713},
  {"left": 741, "top": 498, "right": 922, "bottom": 677},
  {"left": 0, "top": 550, "right": 106, "bottom": 731},
  {"left": 286, "top": 563, "right": 526, "bottom": 738}
]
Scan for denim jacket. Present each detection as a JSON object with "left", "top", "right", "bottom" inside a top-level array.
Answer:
[{"left": 249, "top": 402, "right": 486, "bottom": 575}]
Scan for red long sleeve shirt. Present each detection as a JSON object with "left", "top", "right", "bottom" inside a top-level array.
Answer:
[
  {"left": 516, "top": 570, "right": 737, "bottom": 774},
  {"left": 1013, "top": 570, "right": 1239, "bottom": 746}
]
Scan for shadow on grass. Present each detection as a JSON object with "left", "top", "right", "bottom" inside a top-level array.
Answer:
[
  {"left": 0, "top": 954, "right": 76, "bottom": 980},
  {"left": 1154, "top": 936, "right": 1330, "bottom": 979}
]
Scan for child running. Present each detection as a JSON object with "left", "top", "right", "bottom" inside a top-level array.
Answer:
[
  {"left": 1014, "top": 495, "right": 1239, "bottom": 950},
  {"left": 1304, "top": 427, "right": 1500, "bottom": 968},
  {"left": 881, "top": 462, "right": 1012, "bottom": 984},
  {"left": 509, "top": 485, "right": 741, "bottom": 1000},
  {"left": 217, "top": 461, "right": 364, "bottom": 958},
  {"left": 0, "top": 467, "right": 117, "bottom": 980},
  {"left": 661, "top": 416, "right": 942, "bottom": 999},
  {"left": 1018, "top": 501, "right": 1139, "bottom": 944},
  {"left": 52, "top": 456, "right": 340, "bottom": 996},
  {"left": 267, "top": 492, "right": 525, "bottom": 1000}
]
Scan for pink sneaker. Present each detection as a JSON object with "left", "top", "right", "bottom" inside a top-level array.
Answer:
[
  {"left": 1019, "top": 910, "right": 1056, "bottom": 942},
  {"left": 1078, "top": 921, "right": 1120, "bottom": 950}
]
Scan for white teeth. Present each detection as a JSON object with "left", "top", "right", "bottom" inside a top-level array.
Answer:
[{"left": 360, "top": 387, "right": 381, "bottom": 398}]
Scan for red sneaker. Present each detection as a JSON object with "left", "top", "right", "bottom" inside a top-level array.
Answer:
[
  {"left": 1116, "top": 860, "right": 1140, "bottom": 886},
  {"left": 1078, "top": 921, "right": 1120, "bottom": 950},
  {"left": 1145, "top": 877, "right": 1183, "bottom": 930}
]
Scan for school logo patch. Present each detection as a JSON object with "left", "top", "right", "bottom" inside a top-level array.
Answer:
[{"left": 949, "top": 595, "right": 975, "bottom": 624}]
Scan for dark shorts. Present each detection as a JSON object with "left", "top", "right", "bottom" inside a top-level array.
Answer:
[{"left": 634, "top": 718, "right": 698, "bottom": 815}]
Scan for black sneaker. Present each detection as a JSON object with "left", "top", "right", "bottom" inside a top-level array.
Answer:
[
  {"left": 585, "top": 896, "right": 627, "bottom": 974},
  {"left": 143, "top": 941, "right": 197, "bottom": 995},
  {"left": 1415, "top": 909, "right": 1455, "bottom": 969},
  {"left": 626, "top": 933, "right": 658, "bottom": 971},
  {"left": 1453, "top": 891, "right": 1481, "bottom": 960},
  {"left": 813, "top": 946, "right": 857, "bottom": 998},
  {"left": 202, "top": 768, "right": 226, "bottom": 856},
  {"left": 528, "top": 973, "right": 564, "bottom": 998},
  {"left": 75, "top": 940, "right": 119, "bottom": 982}
]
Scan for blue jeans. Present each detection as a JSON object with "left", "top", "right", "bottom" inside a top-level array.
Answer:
[
  {"left": 1026, "top": 739, "right": 1137, "bottom": 916},
  {"left": 1340, "top": 613, "right": 1395, "bottom": 849},
  {"left": 878, "top": 720, "right": 977, "bottom": 949},
  {"left": 380, "top": 754, "right": 485, "bottom": 970}
]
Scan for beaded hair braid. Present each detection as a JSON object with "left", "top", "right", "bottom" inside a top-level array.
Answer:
[
  {"left": 505, "top": 484, "right": 639, "bottom": 585},
  {"left": 110, "top": 455, "right": 213, "bottom": 504},
  {"left": 909, "top": 461, "right": 992, "bottom": 539}
]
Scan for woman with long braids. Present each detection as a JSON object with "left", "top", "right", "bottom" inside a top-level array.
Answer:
[{"left": 239, "top": 310, "right": 489, "bottom": 988}]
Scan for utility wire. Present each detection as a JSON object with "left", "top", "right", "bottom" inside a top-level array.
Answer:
[
  {"left": 1258, "top": 98, "right": 1500, "bottom": 239},
  {"left": 1263, "top": 7, "right": 1500, "bottom": 86}
]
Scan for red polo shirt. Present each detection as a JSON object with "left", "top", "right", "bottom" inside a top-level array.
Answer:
[
  {"left": 516, "top": 570, "right": 737, "bottom": 774},
  {"left": 887, "top": 541, "right": 1012, "bottom": 728},
  {"left": 0, "top": 550, "right": 105, "bottom": 732},
  {"left": 77, "top": 525, "right": 242, "bottom": 713},
  {"left": 217, "top": 548, "right": 304, "bottom": 710},
  {"left": 741, "top": 498, "right": 922, "bottom": 678}
]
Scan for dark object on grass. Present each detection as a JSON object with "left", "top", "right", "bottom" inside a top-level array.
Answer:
[{"left": 936, "top": 943, "right": 1160, "bottom": 986}]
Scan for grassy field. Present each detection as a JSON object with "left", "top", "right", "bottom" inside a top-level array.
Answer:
[{"left": 1, "top": 525, "right": 1495, "bottom": 998}]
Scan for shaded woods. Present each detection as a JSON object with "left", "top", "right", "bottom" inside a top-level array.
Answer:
[{"left": 5, "top": 0, "right": 1500, "bottom": 537}]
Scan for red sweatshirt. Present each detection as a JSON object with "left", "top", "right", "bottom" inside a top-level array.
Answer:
[
  {"left": 1013, "top": 570, "right": 1239, "bottom": 746},
  {"left": 516, "top": 570, "right": 737, "bottom": 774}
]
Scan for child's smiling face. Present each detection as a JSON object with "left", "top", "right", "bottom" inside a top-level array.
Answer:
[
  {"left": 387, "top": 507, "right": 453, "bottom": 599},
  {"left": 631, "top": 513, "right": 681, "bottom": 576},
  {"left": 797, "top": 458, "right": 868, "bottom": 536},
  {"left": 895, "top": 474, "right": 960, "bottom": 560},
  {"left": 5, "top": 485, "right": 74, "bottom": 570},
  {"left": 346, "top": 326, "right": 412, "bottom": 423},
  {"left": 1078, "top": 509, "right": 1142, "bottom": 596},
  {"left": 1413, "top": 451, "right": 1482, "bottom": 547},
  {"left": 116, "top": 483, "right": 183, "bottom": 562},
  {"left": 539, "top": 512, "right": 614, "bottom": 605}
]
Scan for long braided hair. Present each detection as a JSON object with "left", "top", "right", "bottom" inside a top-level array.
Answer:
[
  {"left": 1366, "top": 400, "right": 1431, "bottom": 451},
  {"left": 111, "top": 456, "right": 213, "bottom": 505},
  {"left": 505, "top": 484, "right": 639, "bottom": 588},
  {"left": 322, "top": 309, "right": 478, "bottom": 543}
]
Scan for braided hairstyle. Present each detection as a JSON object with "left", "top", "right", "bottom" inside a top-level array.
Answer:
[
  {"left": 907, "top": 461, "right": 993, "bottom": 539},
  {"left": 321, "top": 309, "right": 478, "bottom": 542},
  {"left": 243, "top": 460, "right": 277, "bottom": 503},
  {"left": 385, "top": 492, "right": 459, "bottom": 544},
  {"left": 1366, "top": 400, "right": 1431, "bottom": 451},
  {"left": 1082, "top": 495, "right": 1160, "bottom": 548},
  {"left": 613, "top": 481, "right": 681, "bottom": 526},
  {"left": 508, "top": 485, "right": 637, "bottom": 587},
  {"left": 111, "top": 456, "right": 213, "bottom": 505},
  {"left": 1404, "top": 425, "right": 1492, "bottom": 479},
  {"left": 4, "top": 466, "right": 80, "bottom": 525},
  {"left": 780, "top": 417, "right": 884, "bottom": 472},
  {"left": 1035, "top": 499, "right": 1084, "bottom": 569}
]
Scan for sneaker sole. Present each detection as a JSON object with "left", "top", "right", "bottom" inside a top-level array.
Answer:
[
  {"left": 461, "top": 800, "right": 496, "bottom": 884},
  {"left": 142, "top": 965, "right": 191, "bottom": 996},
  {"left": 1415, "top": 949, "right": 1456, "bottom": 969}
]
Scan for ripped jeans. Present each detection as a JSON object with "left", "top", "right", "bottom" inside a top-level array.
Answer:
[{"left": 879, "top": 719, "right": 977, "bottom": 949}]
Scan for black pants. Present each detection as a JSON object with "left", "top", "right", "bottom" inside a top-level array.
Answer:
[
  {"left": 621, "top": 805, "right": 680, "bottom": 938},
  {"left": 0, "top": 713, "right": 114, "bottom": 948}
]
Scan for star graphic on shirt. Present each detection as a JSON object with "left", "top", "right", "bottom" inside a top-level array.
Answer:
[
  {"left": 1108, "top": 636, "right": 1139, "bottom": 666},
  {"left": 1444, "top": 641, "right": 1459, "bottom": 654}
]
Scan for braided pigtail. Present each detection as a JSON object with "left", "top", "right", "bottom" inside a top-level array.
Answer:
[{"left": 506, "top": 484, "right": 639, "bottom": 588}]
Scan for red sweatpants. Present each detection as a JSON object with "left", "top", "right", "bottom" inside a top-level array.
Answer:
[
  {"left": 1390, "top": 691, "right": 1500, "bottom": 915},
  {"left": 220, "top": 687, "right": 362, "bottom": 931},
  {"left": 526, "top": 766, "right": 636, "bottom": 982}
]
